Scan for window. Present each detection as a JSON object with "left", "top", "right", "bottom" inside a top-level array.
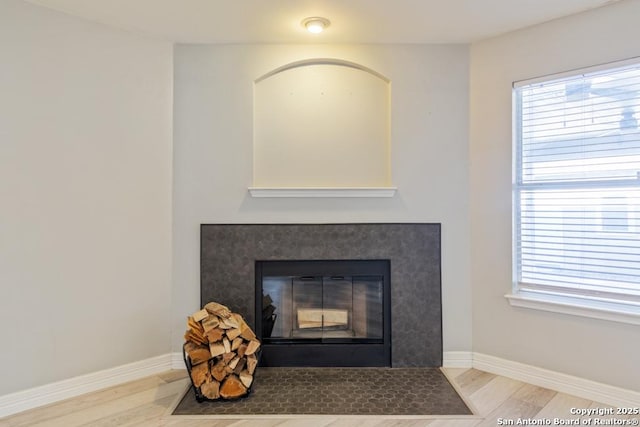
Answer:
[{"left": 510, "top": 60, "right": 640, "bottom": 324}]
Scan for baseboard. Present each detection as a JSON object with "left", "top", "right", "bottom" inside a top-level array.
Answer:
[
  {"left": 0, "top": 353, "right": 173, "bottom": 418},
  {"left": 473, "top": 352, "right": 640, "bottom": 407},
  {"left": 443, "top": 351, "right": 474, "bottom": 368},
  {"left": 3, "top": 351, "right": 639, "bottom": 418},
  {"left": 171, "top": 351, "right": 186, "bottom": 370}
]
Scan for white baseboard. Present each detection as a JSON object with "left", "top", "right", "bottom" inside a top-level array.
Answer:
[
  {"left": 171, "top": 351, "right": 186, "bottom": 370},
  {"left": 443, "top": 351, "right": 474, "bottom": 368},
  {"left": 473, "top": 352, "right": 640, "bottom": 407},
  {"left": 0, "top": 353, "right": 173, "bottom": 419},
  {"left": 3, "top": 351, "right": 639, "bottom": 418}
]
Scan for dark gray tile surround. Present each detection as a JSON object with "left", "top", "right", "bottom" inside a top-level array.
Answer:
[{"left": 201, "top": 223, "right": 442, "bottom": 367}]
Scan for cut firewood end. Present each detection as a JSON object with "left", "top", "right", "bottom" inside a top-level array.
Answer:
[
  {"left": 247, "top": 354, "right": 258, "bottom": 375},
  {"left": 245, "top": 340, "right": 260, "bottom": 356},
  {"left": 209, "top": 342, "right": 225, "bottom": 358},
  {"left": 201, "top": 316, "right": 220, "bottom": 332},
  {"left": 183, "top": 301, "right": 260, "bottom": 401},
  {"left": 228, "top": 356, "right": 240, "bottom": 370},
  {"left": 239, "top": 370, "right": 253, "bottom": 388},
  {"left": 219, "top": 375, "right": 247, "bottom": 399},
  {"left": 226, "top": 327, "right": 242, "bottom": 341},
  {"left": 211, "top": 359, "right": 227, "bottom": 382},
  {"left": 205, "top": 328, "right": 224, "bottom": 343},
  {"left": 190, "top": 361, "right": 210, "bottom": 387},
  {"left": 231, "top": 337, "right": 243, "bottom": 351},
  {"left": 200, "top": 380, "right": 220, "bottom": 400},
  {"left": 185, "top": 344, "right": 211, "bottom": 366}
]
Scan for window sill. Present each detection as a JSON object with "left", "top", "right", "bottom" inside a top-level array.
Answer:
[{"left": 505, "top": 291, "right": 640, "bottom": 326}]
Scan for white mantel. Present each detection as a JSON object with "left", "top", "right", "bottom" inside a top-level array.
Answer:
[{"left": 248, "top": 187, "right": 397, "bottom": 198}]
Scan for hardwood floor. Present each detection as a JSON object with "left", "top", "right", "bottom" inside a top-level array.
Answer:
[{"left": 0, "top": 368, "right": 625, "bottom": 427}]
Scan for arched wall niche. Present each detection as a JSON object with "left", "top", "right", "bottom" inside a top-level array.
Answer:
[{"left": 252, "top": 58, "right": 394, "bottom": 196}]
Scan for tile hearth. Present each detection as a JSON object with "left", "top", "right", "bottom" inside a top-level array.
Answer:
[{"left": 172, "top": 367, "right": 472, "bottom": 415}]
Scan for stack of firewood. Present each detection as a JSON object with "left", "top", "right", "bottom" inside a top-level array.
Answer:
[{"left": 183, "top": 301, "right": 260, "bottom": 400}]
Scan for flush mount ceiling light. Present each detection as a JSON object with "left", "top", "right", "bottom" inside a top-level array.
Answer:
[{"left": 302, "top": 17, "right": 330, "bottom": 34}]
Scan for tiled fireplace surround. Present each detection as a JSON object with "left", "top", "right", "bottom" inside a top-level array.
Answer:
[{"left": 201, "top": 223, "right": 442, "bottom": 366}]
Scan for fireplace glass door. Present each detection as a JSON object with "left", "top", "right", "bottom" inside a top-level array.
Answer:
[
  {"left": 262, "top": 274, "right": 383, "bottom": 341},
  {"left": 256, "top": 259, "right": 390, "bottom": 367}
]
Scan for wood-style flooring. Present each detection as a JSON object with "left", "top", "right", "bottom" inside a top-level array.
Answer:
[{"left": 0, "top": 368, "right": 626, "bottom": 427}]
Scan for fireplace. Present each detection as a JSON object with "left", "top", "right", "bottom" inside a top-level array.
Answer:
[
  {"left": 255, "top": 259, "right": 391, "bottom": 367},
  {"left": 201, "top": 223, "right": 442, "bottom": 367}
]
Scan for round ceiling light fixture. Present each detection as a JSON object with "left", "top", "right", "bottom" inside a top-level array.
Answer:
[{"left": 302, "top": 17, "right": 330, "bottom": 34}]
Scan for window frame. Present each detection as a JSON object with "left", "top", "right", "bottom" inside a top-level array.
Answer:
[{"left": 506, "top": 58, "right": 640, "bottom": 325}]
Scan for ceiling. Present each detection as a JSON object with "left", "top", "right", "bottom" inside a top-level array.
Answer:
[{"left": 24, "top": 0, "right": 620, "bottom": 44}]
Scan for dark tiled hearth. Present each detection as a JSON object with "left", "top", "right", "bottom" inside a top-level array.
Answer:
[{"left": 172, "top": 367, "right": 472, "bottom": 416}]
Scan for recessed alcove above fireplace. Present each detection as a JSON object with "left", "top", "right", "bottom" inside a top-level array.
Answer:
[
  {"left": 251, "top": 58, "right": 396, "bottom": 196},
  {"left": 201, "top": 223, "right": 442, "bottom": 367}
]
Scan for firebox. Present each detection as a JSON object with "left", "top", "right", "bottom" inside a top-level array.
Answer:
[{"left": 255, "top": 260, "right": 391, "bottom": 367}]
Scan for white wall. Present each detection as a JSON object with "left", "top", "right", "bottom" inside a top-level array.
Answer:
[
  {"left": 470, "top": 0, "right": 640, "bottom": 391},
  {"left": 173, "top": 44, "right": 471, "bottom": 356},
  {"left": 0, "top": 0, "right": 173, "bottom": 395}
]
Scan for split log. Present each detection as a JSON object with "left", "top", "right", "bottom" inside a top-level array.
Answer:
[
  {"left": 185, "top": 316, "right": 207, "bottom": 345},
  {"left": 201, "top": 316, "right": 220, "bottom": 332},
  {"left": 184, "top": 342, "right": 211, "bottom": 366},
  {"left": 187, "top": 316, "right": 205, "bottom": 333},
  {"left": 219, "top": 375, "right": 247, "bottom": 399},
  {"left": 246, "top": 354, "right": 258, "bottom": 375},
  {"left": 204, "top": 301, "right": 231, "bottom": 318},
  {"left": 200, "top": 380, "right": 220, "bottom": 400},
  {"left": 192, "top": 308, "right": 209, "bottom": 322},
  {"left": 184, "top": 332, "right": 206, "bottom": 346},
  {"left": 245, "top": 340, "right": 260, "bottom": 356},
  {"left": 233, "top": 357, "right": 246, "bottom": 375},
  {"left": 226, "top": 327, "right": 242, "bottom": 341},
  {"left": 239, "top": 370, "right": 253, "bottom": 388},
  {"left": 222, "top": 352, "right": 235, "bottom": 363},
  {"left": 231, "top": 337, "right": 243, "bottom": 351},
  {"left": 297, "top": 308, "right": 348, "bottom": 329},
  {"left": 238, "top": 315, "right": 257, "bottom": 341},
  {"left": 209, "top": 342, "right": 226, "bottom": 358},
  {"left": 190, "top": 361, "right": 210, "bottom": 387},
  {"left": 240, "top": 326, "right": 256, "bottom": 341},
  {"left": 237, "top": 343, "right": 248, "bottom": 358},
  {"left": 205, "top": 328, "right": 224, "bottom": 343},
  {"left": 228, "top": 356, "right": 240, "bottom": 370},
  {"left": 219, "top": 315, "right": 240, "bottom": 330},
  {"left": 210, "top": 359, "right": 228, "bottom": 382}
]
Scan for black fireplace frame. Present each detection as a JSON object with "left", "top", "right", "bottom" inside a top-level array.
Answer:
[{"left": 255, "top": 259, "right": 391, "bottom": 367}]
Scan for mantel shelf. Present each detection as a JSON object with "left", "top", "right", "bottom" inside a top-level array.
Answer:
[{"left": 248, "top": 187, "right": 397, "bottom": 198}]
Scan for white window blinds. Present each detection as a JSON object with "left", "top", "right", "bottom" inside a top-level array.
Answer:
[{"left": 514, "top": 61, "right": 640, "bottom": 304}]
